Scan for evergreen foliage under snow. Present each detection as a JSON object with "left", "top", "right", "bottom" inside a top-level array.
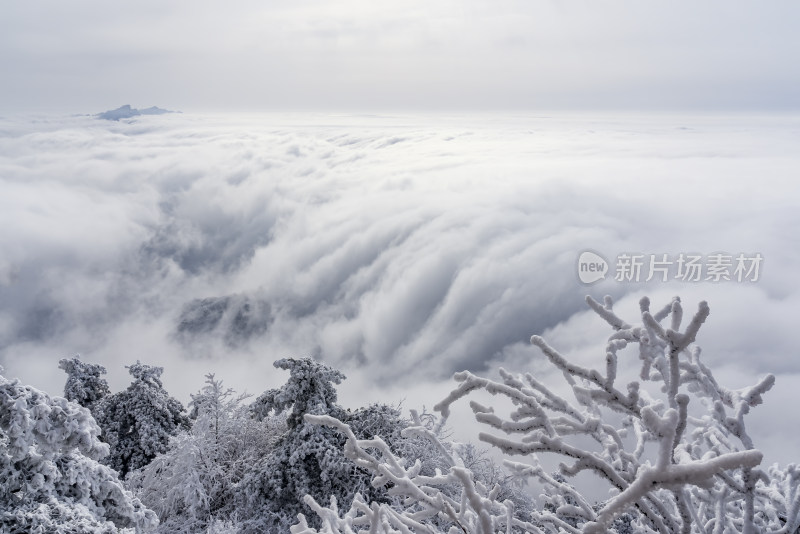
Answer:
[
  {"left": 239, "top": 358, "right": 405, "bottom": 532},
  {"left": 0, "top": 369, "right": 158, "bottom": 533},
  {"left": 93, "top": 361, "right": 191, "bottom": 477},
  {"left": 58, "top": 356, "right": 111, "bottom": 411}
]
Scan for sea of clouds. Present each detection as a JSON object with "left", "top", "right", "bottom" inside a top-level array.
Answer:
[{"left": 1, "top": 110, "right": 798, "bottom": 470}]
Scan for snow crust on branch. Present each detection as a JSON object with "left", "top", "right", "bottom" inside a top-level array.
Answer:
[
  {"left": 293, "top": 413, "right": 534, "bottom": 534},
  {"left": 294, "top": 295, "right": 799, "bottom": 534},
  {"left": 434, "top": 295, "right": 793, "bottom": 533}
]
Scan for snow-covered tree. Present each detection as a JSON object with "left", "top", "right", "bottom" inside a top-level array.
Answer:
[
  {"left": 0, "top": 368, "right": 158, "bottom": 533},
  {"left": 94, "top": 361, "right": 191, "bottom": 477},
  {"left": 240, "top": 358, "right": 407, "bottom": 533},
  {"left": 294, "top": 296, "right": 800, "bottom": 533},
  {"left": 250, "top": 357, "right": 347, "bottom": 429},
  {"left": 59, "top": 355, "right": 111, "bottom": 410},
  {"left": 127, "top": 374, "right": 286, "bottom": 533}
]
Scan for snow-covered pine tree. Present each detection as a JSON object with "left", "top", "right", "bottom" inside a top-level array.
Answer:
[
  {"left": 127, "top": 374, "right": 286, "bottom": 533},
  {"left": 250, "top": 357, "right": 348, "bottom": 429},
  {"left": 94, "top": 361, "right": 191, "bottom": 477},
  {"left": 58, "top": 355, "right": 111, "bottom": 411},
  {"left": 239, "top": 358, "right": 406, "bottom": 533},
  {"left": 0, "top": 367, "right": 158, "bottom": 533}
]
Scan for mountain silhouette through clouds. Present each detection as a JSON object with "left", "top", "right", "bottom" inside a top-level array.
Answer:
[{"left": 97, "top": 104, "right": 175, "bottom": 120}]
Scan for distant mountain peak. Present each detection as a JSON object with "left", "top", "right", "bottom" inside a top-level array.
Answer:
[{"left": 97, "top": 105, "right": 176, "bottom": 121}]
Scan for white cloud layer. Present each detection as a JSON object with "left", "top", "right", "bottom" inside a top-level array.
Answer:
[{"left": 1, "top": 111, "right": 799, "bottom": 470}]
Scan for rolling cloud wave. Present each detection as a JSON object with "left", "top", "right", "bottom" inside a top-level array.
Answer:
[{"left": 1, "top": 113, "right": 798, "bottom": 432}]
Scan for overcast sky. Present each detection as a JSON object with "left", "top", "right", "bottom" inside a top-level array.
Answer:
[{"left": 2, "top": 1, "right": 800, "bottom": 113}]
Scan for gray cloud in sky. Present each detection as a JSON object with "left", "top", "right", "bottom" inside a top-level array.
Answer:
[{"left": 1, "top": 1, "right": 799, "bottom": 112}]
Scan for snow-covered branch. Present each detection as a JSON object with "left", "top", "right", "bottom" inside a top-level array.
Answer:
[
  {"left": 295, "top": 414, "right": 540, "bottom": 534},
  {"left": 289, "top": 295, "right": 798, "bottom": 534},
  {"left": 432, "top": 295, "right": 792, "bottom": 533}
]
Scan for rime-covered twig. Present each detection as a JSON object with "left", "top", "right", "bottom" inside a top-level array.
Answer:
[
  {"left": 295, "top": 414, "right": 539, "bottom": 533},
  {"left": 294, "top": 295, "right": 797, "bottom": 534},
  {"left": 433, "top": 296, "right": 784, "bottom": 533}
]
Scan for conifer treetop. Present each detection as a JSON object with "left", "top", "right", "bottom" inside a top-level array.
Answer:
[
  {"left": 58, "top": 355, "right": 111, "bottom": 409},
  {"left": 126, "top": 360, "right": 165, "bottom": 388},
  {"left": 251, "top": 357, "right": 346, "bottom": 429}
]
